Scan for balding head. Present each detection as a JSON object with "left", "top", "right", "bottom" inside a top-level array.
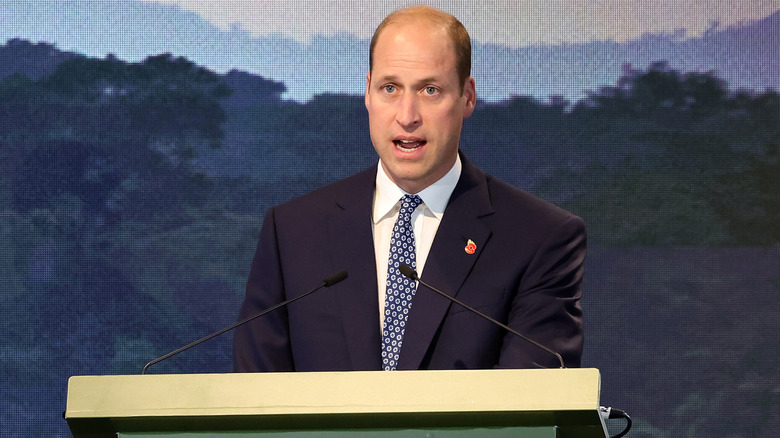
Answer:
[{"left": 369, "top": 6, "right": 471, "bottom": 93}]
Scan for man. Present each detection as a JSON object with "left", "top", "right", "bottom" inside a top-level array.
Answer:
[{"left": 233, "top": 5, "right": 585, "bottom": 372}]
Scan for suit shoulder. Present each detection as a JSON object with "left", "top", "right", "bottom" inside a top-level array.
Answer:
[
  {"left": 484, "top": 174, "right": 581, "bottom": 225},
  {"left": 272, "top": 166, "right": 376, "bottom": 216}
]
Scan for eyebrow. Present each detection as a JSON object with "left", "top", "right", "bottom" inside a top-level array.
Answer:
[{"left": 374, "top": 75, "right": 441, "bottom": 87}]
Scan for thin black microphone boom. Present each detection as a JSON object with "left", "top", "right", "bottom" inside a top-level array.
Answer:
[
  {"left": 141, "top": 270, "right": 348, "bottom": 374},
  {"left": 399, "top": 264, "right": 565, "bottom": 369}
]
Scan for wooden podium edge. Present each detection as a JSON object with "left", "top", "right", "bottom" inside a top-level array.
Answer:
[{"left": 66, "top": 368, "right": 608, "bottom": 437}]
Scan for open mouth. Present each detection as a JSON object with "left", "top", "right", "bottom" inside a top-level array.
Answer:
[{"left": 393, "top": 139, "right": 427, "bottom": 150}]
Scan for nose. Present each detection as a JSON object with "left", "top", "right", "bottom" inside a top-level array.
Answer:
[{"left": 395, "top": 94, "right": 421, "bottom": 130}]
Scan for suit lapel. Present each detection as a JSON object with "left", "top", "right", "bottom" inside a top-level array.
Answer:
[
  {"left": 398, "top": 156, "right": 494, "bottom": 369},
  {"left": 329, "top": 166, "right": 383, "bottom": 370}
]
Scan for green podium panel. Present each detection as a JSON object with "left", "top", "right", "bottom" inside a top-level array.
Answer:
[{"left": 66, "top": 369, "right": 608, "bottom": 438}]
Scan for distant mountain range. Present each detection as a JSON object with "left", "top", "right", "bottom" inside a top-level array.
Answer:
[
  {"left": 476, "top": 8, "right": 780, "bottom": 101},
  {"left": 0, "top": 4, "right": 780, "bottom": 101},
  {"left": 0, "top": 38, "right": 80, "bottom": 80},
  {"left": 1, "top": 3, "right": 778, "bottom": 102}
]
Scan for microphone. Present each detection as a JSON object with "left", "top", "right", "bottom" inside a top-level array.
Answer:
[
  {"left": 399, "top": 264, "right": 565, "bottom": 369},
  {"left": 141, "top": 270, "right": 348, "bottom": 374}
]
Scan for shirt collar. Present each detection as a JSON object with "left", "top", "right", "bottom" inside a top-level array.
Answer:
[{"left": 373, "top": 155, "right": 462, "bottom": 224}]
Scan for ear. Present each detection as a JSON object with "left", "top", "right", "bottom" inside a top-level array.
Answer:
[
  {"left": 364, "top": 72, "right": 372, "bottom": 109},
  {"left": 462, "top": 76, "right": 476, "bottom": 119}
]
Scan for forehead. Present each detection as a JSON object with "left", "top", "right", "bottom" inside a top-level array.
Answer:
[{"left": 372, "top": 22, "right": 457, "bottom": 79}]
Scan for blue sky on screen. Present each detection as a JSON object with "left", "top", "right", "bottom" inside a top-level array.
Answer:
[
  {"left": 140, "top": 0, "right": 779, "bottom": 44},
  {"left": 2, "top": 0, "right": 779, "bottom": 101}
]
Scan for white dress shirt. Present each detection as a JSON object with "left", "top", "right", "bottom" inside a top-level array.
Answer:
[{"left": 372, "top": 155, "right": 462, "bottom": 330}]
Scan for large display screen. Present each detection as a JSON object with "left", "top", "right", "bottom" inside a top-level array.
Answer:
[{"left": 2, "top": 1, "right": 779, "bottom": 436}]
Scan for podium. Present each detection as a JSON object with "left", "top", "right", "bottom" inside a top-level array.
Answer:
[{"left": 65, "top": 368, "right": 608, "bottom": 437}]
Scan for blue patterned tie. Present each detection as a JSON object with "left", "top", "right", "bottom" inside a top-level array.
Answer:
[{"left": 382, "top": 194, "right": 423, "bottom": 371}]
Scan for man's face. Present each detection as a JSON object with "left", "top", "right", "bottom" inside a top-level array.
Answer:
[{"left": 365, "top": 22, "right": 476, "bottom": 194}]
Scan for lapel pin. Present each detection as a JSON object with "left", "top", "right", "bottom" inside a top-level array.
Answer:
[{"left": 464, "top": 239, "right": 477, "bottom": 254}]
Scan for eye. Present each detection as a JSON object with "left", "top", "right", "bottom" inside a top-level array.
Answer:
[
  {"left": 382, "top": 84, "right": 397, "bottom": 94},
  {"left": 424, "top": 86, "right": 439, "bottom": 96}
]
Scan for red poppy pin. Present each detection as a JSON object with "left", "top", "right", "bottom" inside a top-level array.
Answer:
[{"left": 464, "top": 239, "right": 477, "bottom": 254}]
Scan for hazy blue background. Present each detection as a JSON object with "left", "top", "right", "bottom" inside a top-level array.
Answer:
[{"left": 1, "top": 1, "right": 779, "bottom": 436}]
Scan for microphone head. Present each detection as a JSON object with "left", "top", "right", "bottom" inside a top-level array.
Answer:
[
  {"left": 323, "top": 270, "right": 348, "bottom": 287},
  {"left": 399, "top": 264, "right": 418, "bottom": 280}
]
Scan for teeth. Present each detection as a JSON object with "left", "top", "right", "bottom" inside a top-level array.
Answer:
[{"left": 394, "top": 139, "right": 425, "bottom": 150}]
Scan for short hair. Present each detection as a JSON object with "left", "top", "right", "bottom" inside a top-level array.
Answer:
[{"left": 369, "top": 6, "right": 472, "bottom": 93}]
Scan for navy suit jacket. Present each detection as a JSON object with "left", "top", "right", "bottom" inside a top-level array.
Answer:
[{"left": 233, "top": 154, "right": 585, "bottom": 371}]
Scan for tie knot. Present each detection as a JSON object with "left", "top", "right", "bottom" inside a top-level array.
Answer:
[{"left": 400, "top": 194, "right": 422, "bottom": 214}]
